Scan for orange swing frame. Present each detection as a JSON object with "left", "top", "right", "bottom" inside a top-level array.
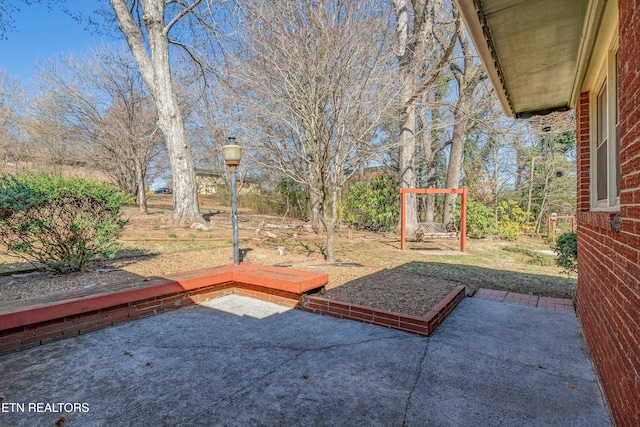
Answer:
[{"left": 399, "top": 187, "right": 467, "bottom": 252}]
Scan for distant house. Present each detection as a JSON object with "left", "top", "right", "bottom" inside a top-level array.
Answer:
[
  {"left": 195, "top": 168, "right": 261, "bottom": 195},
  {"left": 454, "top": 0, "right": 639, "bottom": 424},
  {"left": 344, "top": 166, "right": 394, "bottom": 188}
]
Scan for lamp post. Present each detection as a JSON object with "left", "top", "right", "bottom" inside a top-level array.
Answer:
[{"left": 222, "top": 137, "right": 243, "bottom": 265}]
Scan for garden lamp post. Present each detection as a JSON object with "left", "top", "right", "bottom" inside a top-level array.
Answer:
[{"left": 223, "top": 137, "right": 243, "bottom": 265}]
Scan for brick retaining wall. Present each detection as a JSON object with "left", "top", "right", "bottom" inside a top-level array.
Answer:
[{"left": 301, "top": 285, "right": 466, "bottom": 337}]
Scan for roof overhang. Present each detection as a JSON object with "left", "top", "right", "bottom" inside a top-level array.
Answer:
[{"left": 454, "top": 0, "right": 606, "bottom": 118}]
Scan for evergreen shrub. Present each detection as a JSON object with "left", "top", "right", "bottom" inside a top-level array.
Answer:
[{"left": 0, "top": 173, "right": 132, "bottom": 273}]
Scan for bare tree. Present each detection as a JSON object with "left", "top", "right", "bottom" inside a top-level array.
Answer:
[
  {"left": 34, "top": 47, "right": 162, "bottom": 213},
  {"left": 441, "top": 19, "right": 487, "bottom": 224},
  {"left": 22, "top": 94, "right": 84, "bottom": 174},
  {"left": 392, "top": 0, "right": 458, "bottom": 237},
  {"left": 525, "top": 112, "right": 576, "bottom": 232},
  {"left": 100, "top": 88, "right": 162, "bottom": 214},
  {"left": 0, "top": 70, "right": 27, "bottom": 172},
  {"left": 231, "top": 0, "right": 395, "bottom": 261},
  {"left": 109, "top": 0, "right": 211, "bottom": 224}
]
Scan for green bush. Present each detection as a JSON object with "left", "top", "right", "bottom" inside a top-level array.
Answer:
[
  {"left": 495, "top": 200, "right": 534, "bottom": 241},
  {"left": 554, "top": 231, "right": 577, "bottom": 275},
  {"left": 449, "top": 198, "right": 497, "bottom": 239},
  {"left": 0, "top": 173, "right": 132, "bottom": 273},
  {"left": 343, "top": 176, "right": 399, "bottom": 232}
]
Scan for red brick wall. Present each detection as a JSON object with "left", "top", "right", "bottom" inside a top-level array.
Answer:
[
  {"left": 576, "top": 93, "right": 591, "bottom": 211},
  {"left": 301, "top": 285, "right": 466, "bottom": 337},
  {"left": 576, "top": 1, "right": 640, "bottom": 425}
]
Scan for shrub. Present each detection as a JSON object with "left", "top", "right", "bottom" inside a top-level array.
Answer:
[
  {"left": 554, "top": 231, "right": 577, "bottom": 275},
  {"left": 343, "top": 176, "right": 399, "bottom": 232},
  {"left": 497, "top": 221, "right": 521, "bottom": 241},
  {"left": 496, "top": 200, "right": 533, "bottom": 241},
  {"left": 449, "top": 198, "right": 497, "bottom": 239},
  {"left": 0, "top": 173, "right": 132, "bottom": 273}
]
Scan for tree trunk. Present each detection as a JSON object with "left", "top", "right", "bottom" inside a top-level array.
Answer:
[
  {"left": 443, "top": 103, "right": 468, "bottom": 225},
  {"left": 325, "top": 221, "right": 335, "bottom": 262},
  {"left": 393, "top": 0, "right": 452, "bottom": 238},
  {"left": 319, "top": 188, "right": 339, "bottom": 262},
  {"left": 422, "top": 95, "right": 442, "bottom": 224},
  {"left": 399, "top": 91, "right": 418, "bottom": 238},
  {"left": 110, "top": 0, "right": 203, "bottom": 224},
  {"left": 309, "top": 189, "right": 322, "bottom": 233},
  {"left": 443, "top": 28, "right": 479, "bottom": 226},
  {"left": 134, "top": 157, "right": 148, "bottom": 214},
  {"left": 526, "top": 156, "right": 536, "bottom": 223},
  {"left": 325, "top": 221, "right": 336, "bottom": 262},
  {"left": 425, "top": 160, "right": 437, "bottom": 223},
  {"left": 394, "top": 0, "right": 418, "bottom": 238}
]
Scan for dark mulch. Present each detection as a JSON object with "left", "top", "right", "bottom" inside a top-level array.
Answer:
[{"left": 321, "top": 268, "right": 460, "bottom": 317}]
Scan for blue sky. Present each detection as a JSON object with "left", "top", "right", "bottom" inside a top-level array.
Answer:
[{"left": 0, "top": 2, "right": 118, "bottom": 83}]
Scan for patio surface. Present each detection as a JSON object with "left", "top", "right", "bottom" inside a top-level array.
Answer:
[{"left": 0, "top": 294, "right": 610, "bottom": 426}]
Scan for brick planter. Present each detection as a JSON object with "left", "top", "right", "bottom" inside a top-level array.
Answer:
[
  {"left": 301, "top": 285, "right": 466, "bottom": 337},
  {"left": 0, "top": 264, "right": 327, "bottom": 355},
  {"left": 0, "top": 266, "right": 468, "bottom": 356}
]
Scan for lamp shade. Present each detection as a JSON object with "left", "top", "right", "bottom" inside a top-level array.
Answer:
[{"left": 222, "top": 144, "right": 242, "bottom": 167}]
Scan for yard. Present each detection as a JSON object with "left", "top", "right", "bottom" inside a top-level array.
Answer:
[{"left": 0, "top": 194, "right": 576, "bottom": 316}]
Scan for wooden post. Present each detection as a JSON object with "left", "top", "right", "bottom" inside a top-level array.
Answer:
[
  {"left": 550, "top": 212, "right": 558, "bottom": 245},
  {"left": 400, "top": 189, "right": 406, "bottom": 250},
  {"left": 460, "top": 188, "right": 467, "bottom": 252}
]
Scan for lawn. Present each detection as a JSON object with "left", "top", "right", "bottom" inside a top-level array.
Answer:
[{"left": 0, "top": 194, "right": 576, "bottom": 306}]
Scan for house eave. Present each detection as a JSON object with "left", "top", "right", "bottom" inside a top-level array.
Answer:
[
  {"left": 455, "top": 0, "right": 598, "bottom": 118},
  {"left": 514, "top": 105, "right": 573, "bottom": 120},
  {"left": 456, "top": 0, "right": 515, "bottom": 116}
]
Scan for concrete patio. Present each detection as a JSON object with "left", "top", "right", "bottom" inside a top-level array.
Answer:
[{"left": 0, "top": 294, "right": 611, "bottom": 426}]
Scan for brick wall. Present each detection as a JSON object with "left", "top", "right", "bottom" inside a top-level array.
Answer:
[
  {"left": 576, "top": 93, "right": 590, "bottom": 211},
  {"left": 301, "top": 285, "right": 466, "bottom": 337},
  {"left": 576, "top": 1, "right": 640, "bottom": 425}
]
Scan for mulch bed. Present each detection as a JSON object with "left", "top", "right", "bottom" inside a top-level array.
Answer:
[{"left": 321, "top": 268, "right": 461, "bottom": 317}]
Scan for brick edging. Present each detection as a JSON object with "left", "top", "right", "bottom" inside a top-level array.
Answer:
[
  {"left": 0, "top": 271, "right": 465, "bottom": 355},
  {"left": 0, "top": 264, "right": 328, "bottom": 356},
  {"left": 300, "top": 285, "right": 466, "bottom": 337},
  {"left": 0, "top": 283, "right": 303, "bottom": 356}
]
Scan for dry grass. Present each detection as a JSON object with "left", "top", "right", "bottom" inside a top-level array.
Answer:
[{"left": 0, "top": 195, "right": 576, "bottom": 313}]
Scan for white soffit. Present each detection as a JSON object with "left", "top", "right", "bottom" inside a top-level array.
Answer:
[{"left": 456, "top": 0, "right": 590, "bottom": 118}]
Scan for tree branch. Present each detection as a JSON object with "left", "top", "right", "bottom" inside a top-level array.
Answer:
[
  {"left": 164, "top": 0, "right": 202, "bottom": 35},
  {"left": 406, "top": 12, "right": 460, "bottom": 107},
  {"left": 110, "top": 0, "right": 154, "bottom": 91}
]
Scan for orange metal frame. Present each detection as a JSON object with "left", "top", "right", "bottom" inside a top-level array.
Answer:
[{"left": 399, "top": 188, "right": 467, "bottom": 252}]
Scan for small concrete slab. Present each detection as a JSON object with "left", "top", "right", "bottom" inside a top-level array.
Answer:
[
  {"left": 0, "top": 296, "right": 610, "bottom": 426},
  {"left": 201, "top": 295, "right": 293, "bottom": 319}
]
